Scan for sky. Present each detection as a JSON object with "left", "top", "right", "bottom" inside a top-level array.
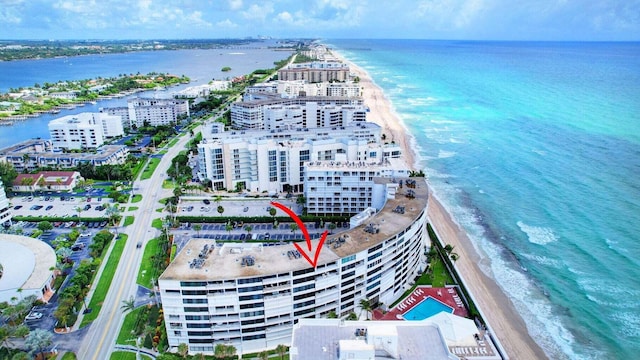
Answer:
[{"left": 0, "top": 0, "right": 638, "bottom": 41}]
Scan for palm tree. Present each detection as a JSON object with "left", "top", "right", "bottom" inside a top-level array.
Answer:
[
  {"left": 105, "top": 203, "right": 122, "bottom": 236},
  {"left": 225, "top": 223, "right": 233, "bottom": 235},
  {"left": 289, "top": 223, "right": 298, "bottom": 234},
  {"left": 275, "top": 344, "right": 288, "bottom": 360},
  {"left": 359, "top": 298, "right": 373, "bottom": 320},
  {"left": 193, "top": 224, "right": 202, "bottom": 238},
  {"left": 121, "top": 296, "right": 136, "bottom": 313},
  {"left": 258, "top": 350, "right": 269, "bottom": 360},
  {"left": 177, "top": 343, "right": 189, "bottom": 358},
  {"left": 244, "top": 225, "right": 253, "bottom": 237}
]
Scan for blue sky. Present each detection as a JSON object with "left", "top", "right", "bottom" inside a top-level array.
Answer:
[{"left": 1, "top": 0, "right": 638, "bottom": 41}]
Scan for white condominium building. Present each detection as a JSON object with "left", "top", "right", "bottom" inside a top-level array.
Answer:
[
  {"left": 197, "top": 123, "right": 402, "bottom": 194},
  {"left": 159, "top": 177, "right": 429, "bottom": 355},
  {"left": 304, "top": 160, "right": 410, "bottom": 216},
  {"left": 231, "top": 97, "right": 365, "bottom": 130},
  {"left": 277, "top": 61, "right": 350, "bottom": 83},
  {"left": 101, "top": 97, "right": 190, "bottom": 128},
  {"left": 0, "top": 181, "right": 11, "bottom": 226},
  {"left": 48, "top": 112, "right": 123, "bottom": 150},
  {"left": 244, "top": 81, "right": 362, "bottom": 100}
]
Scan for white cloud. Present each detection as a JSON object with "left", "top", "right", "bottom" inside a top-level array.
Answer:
[
  {"left": 242, "top": 3, "right": 274, "bottom": 22},
  {"left": 228, "top": 0, "right": 242, "bottom": 11},
  {"left": 415, "top": 0, "right": 489, "bottom": 29},
  {"left": 276, "top": 11, "right": 293, "bottom": 23},
  {"left": 216, "top": 19, "right": 238, "bottom": 28}
]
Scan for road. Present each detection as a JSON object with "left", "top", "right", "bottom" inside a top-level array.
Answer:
[{"left": 76, "top": 125, "right": 202, "bottom": 359}]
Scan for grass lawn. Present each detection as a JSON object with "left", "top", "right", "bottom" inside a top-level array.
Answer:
[
  {"left": 162, "top": 180, "right": 175, "bottom": 189},
  {"left": 131, "top": 158, "right": 147, "bottom": 180},
  {"left": 151, "top": 218, "right": 163, "bottom": 229},
  {"left": 428, "top": 258, "right": 455, "bottom": 287},
  {"left": 116, "top": 307, "right": 144, "bottom": 345},
  {"left": 110, "top": 351, "right": 151, "bottom": 360},
  {"left": 137, "top": 238, "right": 160, "bottom": 288},
  {"left": 123, "top": 216, "right": 135, "bottom": 226},
  {"left": 131, "top": 194, "right": 143, "bottom": 203},
  {"left": 170, "top": 243, "right": 177, "bottom": 262},
  {"left": 140, "top": 158, "right": 161, "bottom": 180},
  {"left": 168, "top": 138, "right": 179, "bottom": 147},
  {"left": 60, "top": 353, "right": 77, "bottom": 360},
  {"left": 81, "top": 234, "right": 128, "bottom": 327},
  {"left": 242, "top": 350, "right": 290, "bottom": 359},
  {"left": 128, "top": 206, "right": 139, "bottom": 211}
]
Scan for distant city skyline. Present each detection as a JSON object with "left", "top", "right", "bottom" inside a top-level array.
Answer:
[{"left": 0, "top": 0, "right": 638, "bottom": 41}]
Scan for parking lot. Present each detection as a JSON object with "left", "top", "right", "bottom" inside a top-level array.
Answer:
[
  {"left": 171, "top": 220, "right": 351, "bottom": 254},
  {"left": 177, "top": 197, "right": 302, "bottom": 218},
  {"left": 10, "top": 195, "right": 114, "bottom": 218}
]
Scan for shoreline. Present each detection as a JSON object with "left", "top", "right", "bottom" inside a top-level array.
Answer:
[{"left": 336, "top": 50, "right": 548, "bottom": 359}]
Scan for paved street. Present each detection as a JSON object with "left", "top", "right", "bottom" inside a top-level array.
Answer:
[{"left": 75, "top": 124, "right": 201, "bottom": 360}]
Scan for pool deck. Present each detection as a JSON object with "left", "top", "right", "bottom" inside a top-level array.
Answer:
[{"left": 374, "top": 286, "right": 470, "bottom": 321}]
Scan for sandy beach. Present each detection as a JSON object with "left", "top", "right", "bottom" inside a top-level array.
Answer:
[{"left": 338, "top": 52, "right": 548, "bottom": 359}]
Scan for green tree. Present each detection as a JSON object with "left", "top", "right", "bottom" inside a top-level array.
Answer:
[
  {"left": 177, "top": 343, "right": 189, "bottom": 358},
  {"left": 359, "top": 298, "right": 373, "bottom": 320},
  {"left": 275, "top": 344, "right": 288, "bottom": 360},
  {"left": 0, "top": 161, "right": 18, "bottom": 192},
  {"left": 24, "top": 329, "right": 53, "bottom": 360},
  {"left": 37, "top": 221, "right": 53, "bottom": 232},
  {"left": 217, "top": 205, "right": 224, "bottom": 215},
  {"left": 193, "top": 224, "right": 202, "bottom": 238},
  {"left": 121, "top": 296, "right": 135, "bottom": 313}
]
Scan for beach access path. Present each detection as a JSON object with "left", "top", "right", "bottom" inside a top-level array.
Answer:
[{"left": 338, "top": 52, "right": 549, "bottom": 360}]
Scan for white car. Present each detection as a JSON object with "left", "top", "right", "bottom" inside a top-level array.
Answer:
[{"left": 25, "top": 312, "right": 43, "bottom": 321}]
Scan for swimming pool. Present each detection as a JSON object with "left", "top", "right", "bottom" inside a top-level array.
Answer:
[{"left": 402, "top": 297, "right": 454, "bottom": 320}]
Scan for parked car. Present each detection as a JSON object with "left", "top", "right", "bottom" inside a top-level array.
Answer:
[
  {"left": 203, "top": 199, "right": 210, "bottom": 205},
  {"left": 45, "top": 205, "right": 53, "bottom": 211},
  {"left": 25, "top": 312, "right": 43, "bottom": 321},
  {"left": 13, "top": 205, "right": 22, "bottom": 210}
]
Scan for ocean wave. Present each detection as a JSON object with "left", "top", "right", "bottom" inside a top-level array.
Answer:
[
  {"left": 517, "top": 221, "right": 560, "bottom": 245},
  {"left": 532, "top": 149, "right": 548, "bottom": 156},
  {"left": 407, "top": 97, "right": 437, "bottom": 106},
  {"left": 519, "top": 252, "right": 563, "bottom": 269},
  {"left": 430, "top": 189, "right": 586, "bottom": 359},
  {"left": 610, "top": 311, "right": 640, "bottom": 338},
  {"left": 437, "top": 150, "right": 456, "bottom": 159},
  {"left": 478, "top": 236, "right": 590, "bottom": 360},
  {"left": 430, "top": 119, "right": 459, "bottom": 125}
]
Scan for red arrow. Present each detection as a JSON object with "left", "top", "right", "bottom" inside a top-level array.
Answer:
[{"left": 271, "top": 201, "right": 328, "bottom": 268}]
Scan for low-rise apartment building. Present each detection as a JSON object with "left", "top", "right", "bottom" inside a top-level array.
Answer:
[{"left": 0, "top": 139, "right": 129, "bottom": 172}]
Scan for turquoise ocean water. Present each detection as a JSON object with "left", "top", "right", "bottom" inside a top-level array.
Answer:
[{"left": 328, "top": 39, "right": 640, "bottom": 359}]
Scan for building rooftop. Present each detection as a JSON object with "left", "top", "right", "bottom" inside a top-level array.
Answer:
[
  {"left": 232, "top": 96, "right": 363, "bottom": 108},
  {"left": 0, "top": 234, "right": 56, "bottom": 291},
  {"left": 290, "top": 319, "right": 452, "bottom": 360},
  {"left": 160, "top": 177, "right": 427, "bottom": 281}
]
